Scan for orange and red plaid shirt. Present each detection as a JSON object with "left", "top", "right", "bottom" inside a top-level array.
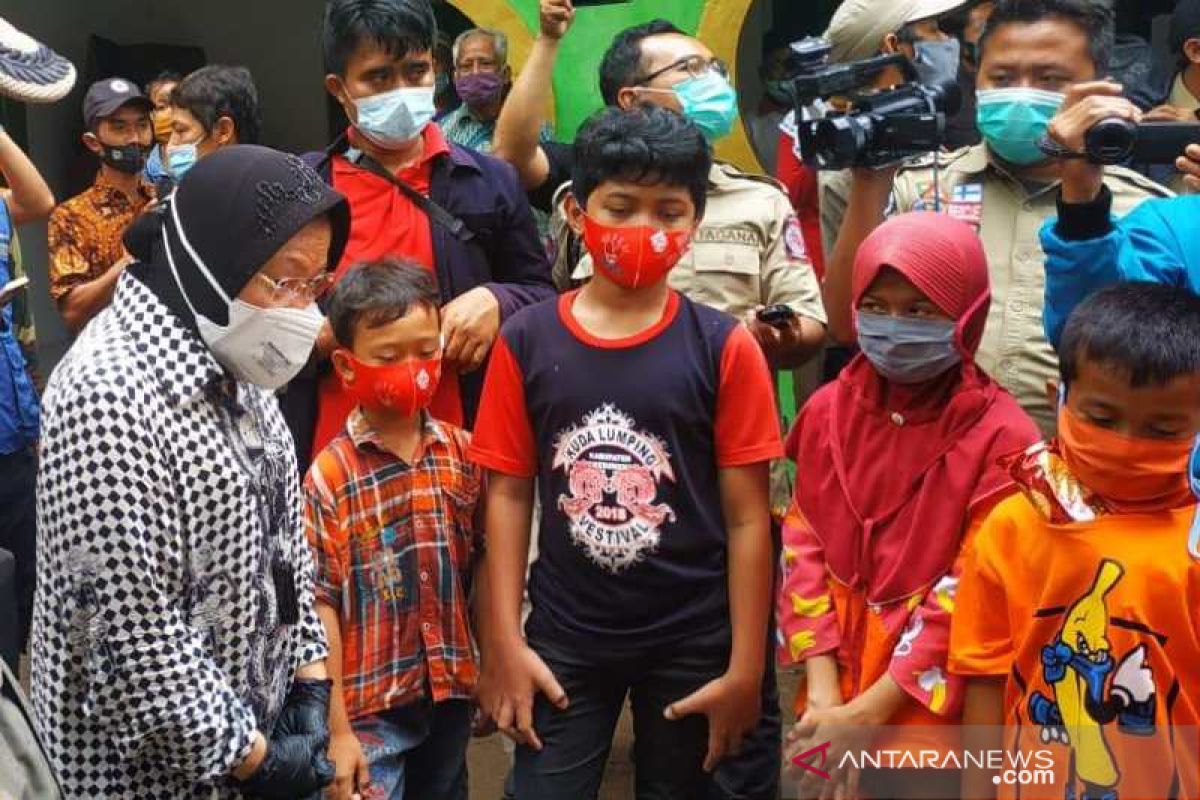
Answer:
[{"left": 304, "top": 409, "right": 482, "bottom": 721}]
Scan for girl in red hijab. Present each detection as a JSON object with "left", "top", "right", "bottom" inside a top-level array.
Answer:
[{"left": 779, "top": 212, "right": 1039, "bottom": 795}]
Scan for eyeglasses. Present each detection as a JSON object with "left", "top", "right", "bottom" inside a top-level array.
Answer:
[
  {"left": 255, "top": 272, "right": 335, "bottom": 303},
  {"left": 639, "top": 55, "right": 728, "bottom": 87}
]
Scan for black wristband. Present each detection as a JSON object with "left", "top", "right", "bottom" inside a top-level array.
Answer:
[{"left": 1055, "top": 183, "right": 1114, "bottom": 241}]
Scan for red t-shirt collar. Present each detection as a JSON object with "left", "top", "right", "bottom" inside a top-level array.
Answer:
[{"left": 557, "top": 289, "right": 681, "bottom": 350}]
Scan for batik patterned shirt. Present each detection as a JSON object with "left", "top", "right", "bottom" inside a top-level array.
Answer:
[
  {"left": 46, "top": 174, "right": 152, "bottom": 302},
  {"left": 31, "top": 272, "right": 328, "bottom": 798}
]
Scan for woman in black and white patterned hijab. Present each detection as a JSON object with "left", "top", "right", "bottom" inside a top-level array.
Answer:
[{"left": 33, "top": 146, "right": 350, "bottom": 799}]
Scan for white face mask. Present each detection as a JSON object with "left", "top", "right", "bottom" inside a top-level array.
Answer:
[{"left": 163, "top": 195, "right": 325, "bottom": 390}]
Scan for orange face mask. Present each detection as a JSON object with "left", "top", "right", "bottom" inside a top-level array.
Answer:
[
  {"left": 152, "top": 111, "right": 173, "bottom": 145},
  {"left": 1058, "top": 405, "right": 1194, "bottom": 512}
]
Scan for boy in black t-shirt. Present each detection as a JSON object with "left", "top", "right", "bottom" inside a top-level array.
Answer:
[{"left": 469, "top": 106, "right": 783, "bottom": 798}]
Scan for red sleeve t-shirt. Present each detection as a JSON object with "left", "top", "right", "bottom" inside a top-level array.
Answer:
[{"left": 470, "top": 290, "right": 782, "bottom": 650}]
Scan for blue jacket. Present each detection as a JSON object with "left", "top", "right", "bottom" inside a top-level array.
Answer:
[
  {"left": 1041, "top": 195, "right": 1200, "bottom": 348},
  {"left": 0, "top": 201, "right": 39, "bottom": 453}
]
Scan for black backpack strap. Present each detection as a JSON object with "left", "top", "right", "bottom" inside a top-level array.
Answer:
[
  {"left": 304, "top": 132, "right": 348, "bottom": 184},
  {"left": 353, "top": 152, "right": 475, "bottom": 244}
]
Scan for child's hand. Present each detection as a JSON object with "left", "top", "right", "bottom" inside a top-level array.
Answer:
[
  {"left": 470, "top": 701, "right": 498, "bottom": 738},
  {"left": 664, "top": 671, "right": 761, "bottom": 772},
  {"left": 785, "top": 703, "right": 874, "bottom": 799},
  {"left": 478, "top": 641, "right": 569, "bottom": 750},
  {"left": 801, "top": 654, "right": 843, "bottom": 714},
  {"left": 327, "top": 730, "right": 371, "bottom": 800},
  {"left": 804, "top": 683, "right": 844, "bottom": 714}
]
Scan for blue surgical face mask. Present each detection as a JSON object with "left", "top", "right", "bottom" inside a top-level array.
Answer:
[
  {"left": 913, "top": 38, "right": 961, "bottom": 86},
  {"left": 167, "top": 141, "right": 198, "bottom": 178},
  {"left": 856, "top": 311, "right": 962, "bottom": 384},
  {"left": 354, "top": 85, "right": 436, "bottom": 149},
  {"left": 674, "top": 70, "right": 739, "bottom": 142},
  {"left": 975, "top": 87, "right": 1064, "bottom": 166}
]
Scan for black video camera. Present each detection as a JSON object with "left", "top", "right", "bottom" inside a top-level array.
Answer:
[
  {"left": 786, "top": 36, "right": 962, "bottom": 170},
  {"left": 1082, "top": 118, "right": 1200, "bottom": 166}
]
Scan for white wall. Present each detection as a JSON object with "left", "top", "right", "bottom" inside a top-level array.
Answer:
[{"left": 4, "top": 0, "right": 331, "bottom": 369}]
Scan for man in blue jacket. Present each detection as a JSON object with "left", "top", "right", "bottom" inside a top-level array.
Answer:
[
  {"left": 1039, "top": 78, "right": 1200, "bottom": 348},
  {"left": 0, "top": 123, "right": 55, "bottom": 669}
]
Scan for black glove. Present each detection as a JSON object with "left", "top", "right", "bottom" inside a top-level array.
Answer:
[
  {"left": 274, "top": 678, "right": 333, "bottom": 739},
  {"left": 236, "top": 731, "right": 335, "bottom": 800}
]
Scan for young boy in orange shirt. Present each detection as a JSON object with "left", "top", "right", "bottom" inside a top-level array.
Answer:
[
  {"left": 304, "top": 260, "right": 482, "bottom": 800},
  {"left": 952, "top": 283, "right": 1200, "bottom": 800}
]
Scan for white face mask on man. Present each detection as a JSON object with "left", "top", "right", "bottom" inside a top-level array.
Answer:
[{"left": 163, "top": 195, "right": 325, "bottom": 390}]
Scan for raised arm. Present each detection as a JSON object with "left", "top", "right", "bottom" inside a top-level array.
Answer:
[
  {"left": 493, "top": 0, "right": 574, "bottom": 191},
  {"left": 823, "top": 167, "right": 895, "bottom": 344},
  {"left": 0, "top": 125, "right": 54, "bottom": 226},
  {"left": 1040, "top": 81, "right": 1185, "bottom": 348}
]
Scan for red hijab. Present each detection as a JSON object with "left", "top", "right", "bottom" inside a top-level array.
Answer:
[{"left": 788, "top": 212, "right": 1039, "bottom": 604}]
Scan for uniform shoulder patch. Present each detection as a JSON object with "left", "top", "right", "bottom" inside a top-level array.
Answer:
[
  {"left": 784, "top": 213, "right": 808, "bottom": 260},
  {"left": 715, "top": 162, "right": 789, "bottom": 196},
  {"left": 894, "top": 144, "right": 977, "bottom": 176}
]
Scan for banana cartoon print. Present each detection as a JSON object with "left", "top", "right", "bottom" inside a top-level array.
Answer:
[{"left": 1028, "top": 560, "right": 1159, "bottom": 800}]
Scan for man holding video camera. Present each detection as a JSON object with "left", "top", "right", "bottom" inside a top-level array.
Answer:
[
  {"left": 1037, "top": 81, "right": 1200, "bottom": 348},
  {"left": 808, "top": 0, "right": 973, "bottom": 262},
  {"left": 823, "top": 0, "right": 1169, "bottom": 435}
]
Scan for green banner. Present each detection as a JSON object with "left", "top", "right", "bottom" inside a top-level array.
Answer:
[{"left": 505, "top": 0, "right": 705, "bottom": 138}]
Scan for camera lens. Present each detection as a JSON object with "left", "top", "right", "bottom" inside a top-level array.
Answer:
[
  {"left": 1085, "top": 118, "right": 1137, "bottom": 165},
  {"left": 814, "top": 116, "right": 872, "bottom": 168}
]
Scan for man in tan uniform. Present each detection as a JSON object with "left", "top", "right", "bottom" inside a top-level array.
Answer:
[
  {"left": 888, "top": 146, "right": 1165, "bottom": 433},
  {"left": 823, "top": 0, "right": 1171, "bottom": 435},
  {"left": 808, "top": 0, "right": 973, "bottom": 258}
]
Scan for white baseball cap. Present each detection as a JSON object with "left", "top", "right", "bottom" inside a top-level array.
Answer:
[{"left": 825, "top": 0, "right": 971, "bottom": 63}]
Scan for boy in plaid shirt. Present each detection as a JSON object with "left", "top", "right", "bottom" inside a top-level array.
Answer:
[{"left": 305, "top": 260, "right": 482, "bottom": 800}]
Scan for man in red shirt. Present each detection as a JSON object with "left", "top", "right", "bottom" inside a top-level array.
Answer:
[{"left": 296, "top": 0, "right": 554, "bottom": 463}]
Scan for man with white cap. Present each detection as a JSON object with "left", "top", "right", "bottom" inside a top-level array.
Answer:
[
  {"left": 789, "top": 0, "right": 972, "bottom": 258},
  {"left": 820, "top": 0, "right": 1170, "bottom": 436}
]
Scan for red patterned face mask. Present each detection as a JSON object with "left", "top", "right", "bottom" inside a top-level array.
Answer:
[
  {"left": 339, "top": 352, "right": 441, "bottom": 416},
  {"left": 581, "top": 214, "right": 692, "bottom": 289}
]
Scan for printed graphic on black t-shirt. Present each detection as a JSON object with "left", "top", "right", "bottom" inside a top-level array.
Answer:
[{"left": 553, "top": 403, "right": 676, "bottom": 573}]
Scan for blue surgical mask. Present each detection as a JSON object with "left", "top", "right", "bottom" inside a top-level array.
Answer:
[
  {"left": 675, "top": 70, "right": 739, "bottom": 142},
  {"left": 913, "top": 39, "right": 961, "bottom": 86},
  {"left": 354, "top": 85, "right": 436, "bottom": 149},
  {"left": 856, "top": 312, "right": 961, "bottom": 384},
  {"left": 167, "top": 141, "right": 198, "bottom": 178},
  {"left": 976, "top": 87, "right": 1064, "bottom": 166}
]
